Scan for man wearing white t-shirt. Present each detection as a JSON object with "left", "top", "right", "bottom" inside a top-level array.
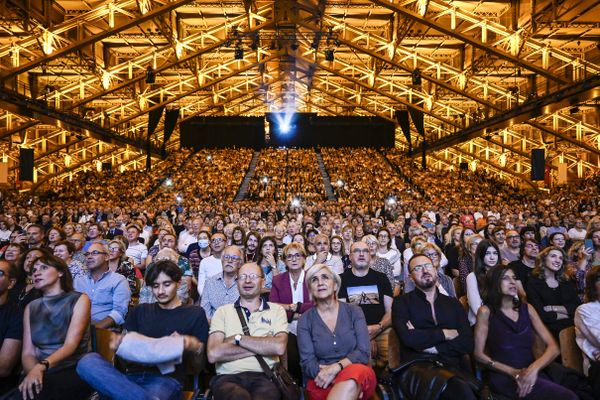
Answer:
[
  {"left": 125, "top": 224, "right": 148, "bottom": 272},
  {"left": 197, "top": 232, "right": 226, "bottom": 296}
]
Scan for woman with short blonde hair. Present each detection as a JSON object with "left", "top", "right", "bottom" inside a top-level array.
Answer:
[{"left": 298, "top": 264, "right": 375, "bottom": 400}]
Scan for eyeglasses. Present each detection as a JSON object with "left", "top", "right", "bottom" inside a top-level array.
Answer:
[
  {"left": 285, "top": 253, "right": 303, "bottom": 260},
  {"left": 222, "top": 254, "right": 241, "bottom": 262},
  {"left": 423, "top": 252, "right": 439, "bottom": 259},
  {"left": 84, "top": 251, "right": 108, "bottom": 257},
  {"left": 108, "top": 247, "right": 121, "bottom": 252},
  {"left": 211, "top": 238, "right": 224, "bottom": 243},
  {"left": 239, "top": 273, "right": 263, "bottom": 281},
  {"left": 410, "top": 263, "right": 435, "bottom": 273},
  {"left": 507, "top": 235, "right": 520, "bottom": 239},
  {"left": 351, "top": 249, "right": 369, "bottom": 254}
]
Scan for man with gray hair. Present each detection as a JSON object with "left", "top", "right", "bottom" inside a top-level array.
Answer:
[
  {"left": 75, "top": 242, "right": 131, "bottom": 328},
  {"left": 201, "top": 246, "right": 242, "bottom": 322},
  {"left": 304, "top": 234, "right": 344, "bottom": 274}
]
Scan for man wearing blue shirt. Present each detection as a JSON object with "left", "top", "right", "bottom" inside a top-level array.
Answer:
[{"left": 75, "top": 242, "right": 131, "bottom": 328}]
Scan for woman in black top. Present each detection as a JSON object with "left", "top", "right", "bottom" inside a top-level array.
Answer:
[{"left": 526, "top": 246, "right": 580, "bottom": 339}]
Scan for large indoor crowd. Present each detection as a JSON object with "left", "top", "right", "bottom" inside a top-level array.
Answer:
[{"left": 0, "top": 146, "right": 599, "bottom": 400}]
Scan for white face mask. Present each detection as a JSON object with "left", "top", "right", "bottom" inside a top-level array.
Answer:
[{"left": 198, "top": 239, "right": 210, "bottom": 249}]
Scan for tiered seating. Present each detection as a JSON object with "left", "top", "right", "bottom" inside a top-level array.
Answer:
[{"left": 246, "top": 148, "right": 326, "bottom": 202}]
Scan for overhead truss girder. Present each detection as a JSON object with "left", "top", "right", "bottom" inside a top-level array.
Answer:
[{"left": 0, "top": 0, "right": 198, "bottom": 81}]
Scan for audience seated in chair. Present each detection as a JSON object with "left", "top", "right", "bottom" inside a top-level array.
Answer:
[
  {"left": 574, "top": 265, "right": 600, "bottom": 399},
  {"left": 391, "top": 254, "right": 478, "bottom": 400},
  {"left": 201, "top": 246, "right": 242, "bottom": 323},
  {"left": 526, "top": 246, "right": 580, "bottom": 340},
  {"left": 338, "top": 241, "right": 393, "bottom": 370},
  {"left": 0, "top": 261, "right": 22, "bottom": 396},
  {"left": 74, "top": 243, "right": 131, "bottom": 329},
  {"left": 3, "top": 254, "right": 93, "bottom": 400},
  {"left": 269, "top": 243, "right": 313, "bottom": 384},
  {"left": 77, "top": 260, "right": 208, "bottom": 400},
  {"left": 474, "top": 265, "right": 578, "bottom": 400},
  {"left": 298, "top": 263, "right": 376, "bottom": 400},
  {"left": 207, "top": 262, "right": 288, "bottom": 400}
]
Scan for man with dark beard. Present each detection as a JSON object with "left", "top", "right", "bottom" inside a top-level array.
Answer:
[{"left": 391, "top": 254, "right": 478, "bottom": 400}]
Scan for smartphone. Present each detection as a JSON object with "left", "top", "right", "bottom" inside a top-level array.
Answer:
[{"left": 585, "top": 239, "right": 594, "bottom": 251}]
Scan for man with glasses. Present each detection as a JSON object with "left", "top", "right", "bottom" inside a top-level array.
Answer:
[
  {"left": 339, "top": 241, "right": 393, "bottom": 369},
  {"left": 201, "top": 246, "right": 242, "bottom": 322},
  {"left": 197, "top": 233, "right": 226, "bottom": 297},
  {"left": 74, "top": 243, "right": 131, "bottom": 328},
  {"left": 404, "top": 244, "right": 456, "bottom": 298},
  {"left": 68, "top": 232, "right": 87, "bottom": 264},
  {"left": 207, "top": 262, "right": 288, "bottom": 400},
  {"left": 392, "top": 254, "right": 477, "bottom": 400},
  {"left": 501, "top": 229, "right": 521, "bottom": 264}
]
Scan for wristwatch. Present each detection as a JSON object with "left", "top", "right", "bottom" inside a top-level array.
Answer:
[{"left": 235, "top": 334, "right": 242, "bottom": 346}]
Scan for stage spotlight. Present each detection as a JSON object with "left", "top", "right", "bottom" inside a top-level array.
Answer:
[
  {"left": 234, "top": 47, "right": 244, "bottom": 60},
  {"left": 207, "top": 155, "right": 212, "bottom": 161},
  {"left": 336, "top": 179, "right": 345, "bottom": 187},
  {"left": 280, "top": 121, "right": 291, "bottom": 134},
  {"left": 387, "top": 197, "right": 397, "bottom": 205},
  {"left": 324, "top": 49, "right": 334, "bottom": 61},
  {"left": 165, "top": 178, "right": 173, "bottom": 187},
  {"left": 274, "top": 112, "right": 295, "bottom": 134},
  {"left": 176, "top": 194, "right": 183, "bottom": 203}
]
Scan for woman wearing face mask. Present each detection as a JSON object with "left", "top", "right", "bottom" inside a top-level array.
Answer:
[
  {"left": 526, "top": 246, "right": 580, "bottom": 340},
  {"left": 244, "top": 231, "right": 260, "bottom": 263},
  {"left": 184, "top": 230, "right": 212, "bottom": 279},
  {"left": 466, "top": 239, "right": 501, "bottom": 325}
]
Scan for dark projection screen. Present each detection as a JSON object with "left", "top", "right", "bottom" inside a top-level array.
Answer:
[
  {"left": 180, "top": 115, "right": 395, "bottom": 149},
  {"left": 180, "top": 117, "right": 265, "bottom": 150},
  {"left": 266, "top": 114, "right": 395, "bottom": 148}
]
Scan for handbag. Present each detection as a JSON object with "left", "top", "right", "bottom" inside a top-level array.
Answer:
[{"left": 235, "top": 306, "right": 301, "bottom": 400}]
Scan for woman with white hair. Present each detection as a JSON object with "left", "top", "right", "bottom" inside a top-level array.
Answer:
[{"left": 297, "top": 264, "right": 376, "bottom": 400}]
